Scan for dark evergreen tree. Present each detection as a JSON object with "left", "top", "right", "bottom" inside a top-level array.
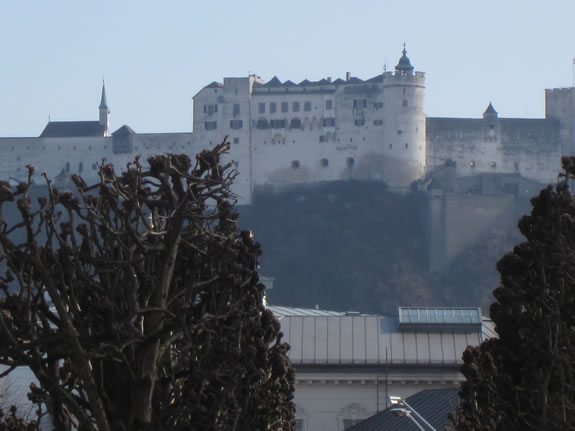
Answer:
[
  {"left": 451, "top": 156, "right": 575, "bottom": 430},
  {"left": 0, "top": 141, "right": 295, "bottom": 431}
]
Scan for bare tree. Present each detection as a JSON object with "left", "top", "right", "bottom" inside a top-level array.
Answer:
[{"left": 0, "top": 141, "right": 295, "bottom": 431}]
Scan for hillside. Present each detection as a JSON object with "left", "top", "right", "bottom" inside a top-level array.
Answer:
[{"left": 239, "top": 182, "right": 526, "bottom": 315}]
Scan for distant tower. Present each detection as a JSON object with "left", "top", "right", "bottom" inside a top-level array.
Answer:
[
  {"left": 381, "top": 45, "right": 426, "bottom": 186},
  {"left": 99, "top": 81, "right": 110, "bottom": 136}
]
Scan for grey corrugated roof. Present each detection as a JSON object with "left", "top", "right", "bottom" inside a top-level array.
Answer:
[
  {"left": 40, "top": 121, "right": 107, "bottom": 138},
  {"left": 276, "top": 309, "right": 487, "bottom": 365},
  {"left": 268, "top": 305, "right": 369, "bottom": 318},
  {"left": 347, "top": 388, "right": 459, "bottom": 431}
]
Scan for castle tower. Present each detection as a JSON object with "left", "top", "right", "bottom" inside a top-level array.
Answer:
[
  {"left": 381, "top": 45, "right": 426, "bottom": 187},
  {"left": 99, "top": 81, "right": 110, "bottom": 136},
  {"left": 545, "top": 87, "right": 575, "bottom": 156}
]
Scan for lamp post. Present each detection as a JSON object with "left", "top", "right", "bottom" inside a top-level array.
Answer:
[{"left": 388, "top": 396, "right": 437, "bottom": 431}]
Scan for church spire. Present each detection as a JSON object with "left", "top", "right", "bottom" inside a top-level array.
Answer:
[
  {"left": 99, "top": 80, "right": 110, "bottom": 136},
  {"left": 99, "top": 80, "right": 108, "bottom": 109}
]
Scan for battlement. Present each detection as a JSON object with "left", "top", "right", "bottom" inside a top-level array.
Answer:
[{"left": 383, "top": 71, "right": 425, "bottom": 84}]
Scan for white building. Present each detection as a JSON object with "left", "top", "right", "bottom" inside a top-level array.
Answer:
[
  {"left": 0, "top": 45, "right": 571, "bottom": 205},
  {"left": 268, "top": 306, "right": 494, "bottom": 431}
]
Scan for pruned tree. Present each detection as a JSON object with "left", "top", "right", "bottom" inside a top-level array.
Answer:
[
  {"left": 0, "top": 140, "right": 295, "bottom": 431},
  {"left": 451, "top": 156, "right": 575, "bottom": 430}
]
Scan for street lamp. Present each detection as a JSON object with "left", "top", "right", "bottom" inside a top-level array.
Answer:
[{"left": 388, "top": 396, "right": 437, "bottom": 431}]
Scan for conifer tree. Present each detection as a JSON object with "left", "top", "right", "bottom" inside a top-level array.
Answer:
[{"left": 452, "top": 156, "right": 575, "bottom": 430}]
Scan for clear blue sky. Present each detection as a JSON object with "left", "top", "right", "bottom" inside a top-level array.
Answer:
[{"left": 1, "top": 0, "right": 574, "bottom": 136}]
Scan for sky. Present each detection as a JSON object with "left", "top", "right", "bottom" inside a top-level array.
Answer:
[{"left": 0, "top": 0, "right": 574, "bottom": 137}]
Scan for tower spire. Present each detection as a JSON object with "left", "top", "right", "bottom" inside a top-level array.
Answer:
[
  {"left": 99, "top": 80, "right": 108, "bottom": 110},
  {"left": 99, "top": 80, "right": 110, "bottom": 136}
]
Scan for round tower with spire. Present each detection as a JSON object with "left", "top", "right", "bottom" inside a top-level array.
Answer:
[
  {"left": 99, "top": 81, "right": 110, "bottom": 136},
  {"left": 381, "top": 45, "right": 426, "bottom": 187}
]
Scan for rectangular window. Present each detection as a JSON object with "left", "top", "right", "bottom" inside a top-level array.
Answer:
[
  {"left": 204, "top": 121, "right": 217, "bottom": 130},
  {"left": 233, "top": 103, "right": 240, "bottom": 115},
  {"left": 373, "top": 119, "right": 383, "bottom": 126},
  {"left": 229, "top": 119, "right": 243, "bottom": 129},
  {"left": 354, "top": 118, "right": 365, "bottom": 126},
  {"left": 304, "top": 101, "right": 312, "bottom": 112},
  {"left": 353, "top": 100, "right": 367, "bottom": 109},
  {"left": 293, "top": 101, "right": 300, "bottom": 112},
  {"left": 319, "top": 135, "right": 326, "bottom": 143},
  {"left": 217, "top": 95, "right": 224, "bottom": 103},
  {"left": 281, "top": 102, "right": 289, "bottom": 112},
  {"left": 203, "top": 104, "right": 207, "bottom": 113},
  {"left": 325, "top": 100, "right": 333, "bottom": 110},
  {"left": 322, "top": 118, "right": 336, "bottom": 127},
  {"left": 233, "top": 137, "right": 240, "bottom": 144},
  {"left": 270, "top": 102, "right": 277, "bottom": 113},
  {"left": 259, "top": 102, "right": 265, "bottom": 113},
  {"left": 374, "top": 102, "right": 383, "bottom": 109},
  {"left": 270, "top": 119, "right": 286, "bottom": 129},
  {"left": 403, "top": 99, "right": 408, "bottom": 107}
]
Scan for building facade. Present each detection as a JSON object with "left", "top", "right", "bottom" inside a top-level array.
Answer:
[
  {"left": 0, "top": 46, "right": 572, "bottom": 204},
  {"left": 269, "top": 306, "right": 494, "bottom": 431}
]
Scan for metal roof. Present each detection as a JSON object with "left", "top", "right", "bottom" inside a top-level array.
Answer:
[
  {"left": 39, "top": 121, "right": 107, "bottom": 138},
  {"left": 346, "top": 388, "right": 459, "bottom": 431},
  {"left": 270, "top": 306, "right": 491, "bottom": 366}
]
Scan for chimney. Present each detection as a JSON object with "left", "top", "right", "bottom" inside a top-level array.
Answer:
[{"left": 345, "top": 72, "right": 351, "bottom": 81}]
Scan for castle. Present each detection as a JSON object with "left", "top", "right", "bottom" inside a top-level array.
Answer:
[{"left": 0, "top": 47, "right": 573, "bottom": 207}]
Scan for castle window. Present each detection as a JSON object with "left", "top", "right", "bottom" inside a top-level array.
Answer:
[
  {"left": 322, "top": 118, "right": 336, "bottom": 127},
  {"left": 405, "top": 143, "right": 409, "bottom": 149},
  {"left": 354, "top": 118, "right": 365, "bottom": 126},
  {"left": 389, "top": 144, "right": 393, "bottom": 149},
  {"left": 319, "top": 135, "right": 326, "bottom": 143},
  {"left": 373, "top": 120, "right": 383, "bottom": 126},
  {"left": 470, "top": 161, "right": 476, "bottom": 168},
  {"left": 206, "top": 104, "right": 218, "bottom": 115},
  {"left": 346, "top": 157, "right": 355, "bottom": 168},
  {"left": 233, "top": 104, "right": 240, "bottom": 115},
  {"left": 204, "top": 121, "right": 217, "bottom": 131},
  {"left": 320, "top": 158, "right": 329, "bottom": 167},
  {"left": 304, "top": 101, "right": 312, "bottom": 112},
  {"left": 270, "top": 102, "right": 277, "bottom": 113},
  {"left": 374, "top": 102, "right": 383, "bottom": 109},
  {"left": 233, "top": 161, "right": 239, "bottom": 168},
  {"left": 258, "top": 103, "right": 265, "bottom": 114},
  {"left": 256, "top": 118, "right": 269, "bottom": 129},
  {"left": 66, "top": 162, "right": 70, "bottom": 172},
  {"left": 79, "top": 162, "right": 83, "bottom": 173},
  {"left": 230, "top": 119, "right": 243, "bottom": 129},
  {"left": 325, "top": 100, "right": 333, "bottom": 110},
  {"left": 353, "top": 100, "right": 367, "bottom": 109},
  {"left": 290, "top": 118, "right": 302, "bottom": 129},
  {"left": 92, "top": 163, "right": 97, "bottom": 170},
  {"left": 233, "top": 138, "right": 240, "bottom": 144},
  {"left": 291, "top": 160, "right": 300, "bottom": 169},
  {"left": 397, "top": 130, "right": 402, "bottom": 135},
  {"left": 293, "top": 102, "right": 300, "bottom": 112},
  {"left": 403, "top": 99, "right": 408, "bottom": 107},
  {"left": 281, "top": 102, "right": 289, "bottom": 113},
  {"left": 491, "top": 162, "right": 497, "bottom": 168},
  {"left": 217, "top": 96, "right": 224, "bottom": 103},
  {"left": 270, "top": 119, "right": 286, "bottom": 129}
]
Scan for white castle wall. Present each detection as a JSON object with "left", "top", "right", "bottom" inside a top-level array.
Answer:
[{"left": 0, "top": 49, "right": 572, "bottom": 204}]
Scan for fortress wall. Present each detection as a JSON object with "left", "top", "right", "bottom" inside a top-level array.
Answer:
[
  {"left": 426, "top": 117, "right": 561, "bottom": 186},
  {"left": 0, "top": 136, "right": 110, "bottom": 185}
]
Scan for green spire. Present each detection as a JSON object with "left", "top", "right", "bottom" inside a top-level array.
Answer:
[{"left": 99, "top": 80, "right": 108, "bottom": 109}]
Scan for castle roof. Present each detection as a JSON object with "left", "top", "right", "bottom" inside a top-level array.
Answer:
[
  {"left": 40, "top": 121, "right": 107, "bottom": 138},
  {"left": 112, "top": 125, "right": 136, "bottom": 136},
  {"left": 395, "top": 45, "right": 414, "bottom": 72},
  {"left": 204, "top": 81, "right": 223, "bottom": 89},
  {"left": 484, "top": 102, "right": 498, "bottom": 116}
]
